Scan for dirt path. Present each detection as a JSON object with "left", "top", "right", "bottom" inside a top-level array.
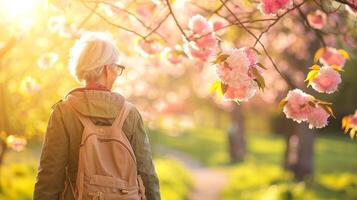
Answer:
[{"left": 158, "top": 146, "right": 228, "bottom": 200}]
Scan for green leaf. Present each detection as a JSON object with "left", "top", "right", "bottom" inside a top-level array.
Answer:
[
  {"left": 308, "top": 101, "right": 316, "bottom": 108},
  {"left": 320, "top": 104, "right": 335, "bottom": 118},
  {"left": 317, "top": 100, "right": 333, "bottom": 106},
  {"left": 249, "top": 47, "right": 261, "bottom": 55},
  {"left": 305, "top": 70, "right": 319, "bottom": 87},
  {"left": 278, "top": 98, "right": 287, "bottom": 112},
  {"left": 209, "top": 80, "right": 221, "bottom": 94},
  {"left": 255, "top": 63, "right": 267, "bottom": 70},
  {"left": 331, "top": 65, "right": 344, "bottom": 72},
  {"left": 251, "top": 67, "right": 265, "bottom": 90},
  {"left": 314, "top": 48, "right": 324, "bottom": 63},
  {"left": 338, "top": 49, "right": 350, "bottom": 59},
  {"left": 221, "top": 82, "right": 228, "bottom": 94},
  {"left": 309, "top": 64, "right": 321, "bottom": 70},
  {"left": 212, "top": 53, "right": 229, "bottom": 65}
]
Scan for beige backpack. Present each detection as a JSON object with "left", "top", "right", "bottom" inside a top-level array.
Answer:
[{"left": 65, "top": 98, "right": 146, "bottom": 200}]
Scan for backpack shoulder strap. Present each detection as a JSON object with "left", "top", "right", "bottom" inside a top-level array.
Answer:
[{"left": 112, "top": 101, "right": 132, "bottom": 129}]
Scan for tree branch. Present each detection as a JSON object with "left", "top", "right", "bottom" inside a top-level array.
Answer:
[
  {"left": 80, "top": 0, "right": 147, "bottom": 39},
  {"left": 165, "top": 0, "right": 189, "bottom": 41},
  {"left": 296, "top": 6, "right": 326, "bottom": 47}
]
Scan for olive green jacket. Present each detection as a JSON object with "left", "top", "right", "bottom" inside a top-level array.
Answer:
[{"left": 33, "top": 90, "right": 161, "bottom": 200}]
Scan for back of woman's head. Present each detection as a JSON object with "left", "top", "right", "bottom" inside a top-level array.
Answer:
[{"left": 68, "top": 32, "right": 121, "bottom": 82}]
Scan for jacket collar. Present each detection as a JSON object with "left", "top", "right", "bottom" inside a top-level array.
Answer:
[{"left": 65, "top": 83, "right": 125, "bottom": 119}]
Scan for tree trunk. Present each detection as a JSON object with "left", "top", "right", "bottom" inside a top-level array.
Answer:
[
  {"left": 227, "top": 104, "right": 246, "bottom": 163},
  {"left": 284, "top": 123, "right": 315, "bottom": 181}
]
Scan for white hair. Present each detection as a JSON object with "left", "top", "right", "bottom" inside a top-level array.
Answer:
[{"left": 68, "top": 32, "right": 121, "bottom": 82}]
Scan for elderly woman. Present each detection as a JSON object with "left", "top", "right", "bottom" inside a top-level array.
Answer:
[{"left": 33, "top": 32, "right": 161, "bottom": 200}]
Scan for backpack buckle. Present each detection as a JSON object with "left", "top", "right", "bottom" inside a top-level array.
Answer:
[{"left": 121, "top": 189, "right": 129, "bottom": 194}]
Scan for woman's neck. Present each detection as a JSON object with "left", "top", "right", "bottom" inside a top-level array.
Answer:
[{"left": 85, "top": 82, "right": 109, "bottom": 90}]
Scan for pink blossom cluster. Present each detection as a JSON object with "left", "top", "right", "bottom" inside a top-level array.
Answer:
[
  {"left": 320, "top": 47, "right": 347, "bottom": 67},
  {"left": 309, "top": 47, "right": 348, "bottom": 94},
  {"left": 307, "top": 10, "right": 327, "bottom": 30},
  {"left": 6, "top": 135, "right": 27, "bottom": 152},
  {"left": 184, "top": 15, "right": 218, "bottom": 60},
  {"left": 311, "top": 66, "right": 341, "bottom": 94},
  {"left": 258, "top": 0, "right": 292, "bottom": 15},
  {"left": 37, "top": 52, "right": 59, "bottom": 70},
  {"left": 139, "top": 39, "right": 162, "bottom": 55},
  {"left": 215, "top": 47, "right": 261, "bottom": 101},
  {"left": 163, "top": 45, "right": 184, "bottom": 65},
  {"left": 283, "top": 89, "right": 330, "bottom": 129}
]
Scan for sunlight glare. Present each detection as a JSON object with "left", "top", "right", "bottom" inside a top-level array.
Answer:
[{"left": 0, "top": 0, "right": 42, "bottom": 30}]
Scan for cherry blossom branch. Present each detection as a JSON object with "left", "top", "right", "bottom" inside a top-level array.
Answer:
[
  {"left": 219, "top": 0, "right": 294, "bottom": 89},
  {"left": 193, "top": 18, "right": 277, "bottom": 42},
  {"left": 143, "top": 12, "right": 171, "bottom": 40},
  {"left": 253, "top": 1, "right": 306, "bottom": 47},
  {"left": 77, "top": 1, "right": 98, "bottom": 29},
  {"left": 80, "top": 0, "right": 147, "bottom": 40},
  {"left": 165, "top": 0, "right": 189, "bottom": 41},
  {"left": 81, "top": 0, "right": 171, "bottom": 42},
  {"left": 296, "top": 6, "right": 326, "bottom": 47},
  {"left": 83, "top": 0, "right": 149, "bottom": 28}
]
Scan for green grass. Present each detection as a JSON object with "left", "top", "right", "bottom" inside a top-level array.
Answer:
[
  {"left": 0, "top": 127, "right": 356, "bottom": 200},
  {"left": 155, "top": 158, "right": 193, "bottom": 200},
  {"left": 149, "top": 127, "right": 357, "bottom": 200},
  {"left": 0, "top": 143, "right": 193, "bottom": 200},
  {"left": 150, "top": 127, "right": 230, "bottom": 166}
]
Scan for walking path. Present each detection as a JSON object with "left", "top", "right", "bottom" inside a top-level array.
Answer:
[{"left": 158, "top": 146, "right": 228, "bottom": 200}]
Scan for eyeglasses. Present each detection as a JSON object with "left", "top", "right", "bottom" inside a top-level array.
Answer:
[{"left": 113, "top": 64, "right": 125, "bottom": 76}]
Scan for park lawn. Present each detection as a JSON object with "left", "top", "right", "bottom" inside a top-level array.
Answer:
[
  {"left": 150, "top": 127, "right": 357, "bottom": 200},
  {"left": 0, "top": 143, "right": 193, "bottom": 200},
  {"left": 0, "top": 127, "right": 356, "bottom": 200}
]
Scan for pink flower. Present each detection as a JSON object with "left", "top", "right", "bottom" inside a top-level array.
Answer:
[
  {"left": 37, "top": 52, "right": 59, "bottom": 69},
  {"left": 311, "top": 66, "right": 341, "bottom": 94},
  {"left": 224, "top": 82, "right": 258, "bottom": 101},
  {"left": 216, "top": 47, "right": 254, "bottom": 87},
  {"left": 187, "top": 44, "right": 215, "bottom": 60},
  {"left": 213, "top": 21, "right": 225, "bottom": 31},
  {"left": 164, "top": 46, "right": 184, "bottom": 64},
  {"left": 136, "top": 6, "right": 152, "bottom": 18},
  {"left": 189, "top": 15, "right": 210, "bottom": 35},
  {"left": 259, "top": 0, "right": 292, "bottom": 15},
  {"left": 307, "top": 106, "right": 329, "bottom": 129},
  {"left": 185, "top": 15, "right": 218, "bottom": 60},
  {"left": 307, "top": 10, "right": 327, "bottom": 29},
  {"left": 320, "top": 47, "right": 346, "bottom": 67},
  {"left": 6, "top": 135, "right": 27, "bottom": 152},
  {"left": 139, "top": 39, "right": 162, "bottom": 55},
  {"left": 168, "top": 53, "right": 183, "bottom": 65},
  {"left": 195, "top": 34, "right": 217, "bottom": 49},
  {"left": 244, "top": 48, "right": 258, "bottom": 66},
  {"left": 21, "top": 77, "right": 41, "bottom": 93},
  {"left": 283, "top": 89, "right": 314, "bottom": 123},
  {"left": 215, "top": 47, "right": 261, "bottom": 101}
]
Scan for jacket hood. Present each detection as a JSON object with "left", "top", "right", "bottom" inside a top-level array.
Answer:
[{"left": 64, "top": 90, "right": 125, "bottom": 119}]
